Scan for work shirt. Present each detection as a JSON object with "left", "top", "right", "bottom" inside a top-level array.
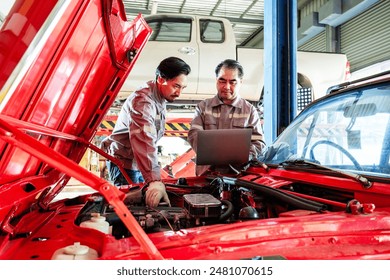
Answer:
[
  {"left": 101, "top": 80, "right": 165, "bottom": 183},
  {"left": 188, "top": 94, "right": 266, "bottom": 165}
]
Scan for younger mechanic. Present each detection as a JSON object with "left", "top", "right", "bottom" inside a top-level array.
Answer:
[{"left": 101, "top": 56, "right": 191, "bottom": 207}]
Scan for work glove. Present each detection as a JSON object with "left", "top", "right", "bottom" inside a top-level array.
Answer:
[{"left": 145, "top": 181, "right": 170, "bottom": 208}]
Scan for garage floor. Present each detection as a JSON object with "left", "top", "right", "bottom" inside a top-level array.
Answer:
[{"left": 54, "top": 179, "right": 95, "bottom": 201}]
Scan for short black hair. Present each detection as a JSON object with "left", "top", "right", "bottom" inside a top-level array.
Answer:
[
  {"left": 215, "top": 59, "right": 244, "bottom": 79},
  {"left": 156, "top": 56, "right": 191, "bottom": 80}
]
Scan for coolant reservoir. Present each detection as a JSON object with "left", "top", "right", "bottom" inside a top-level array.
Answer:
[
  {"left": 80, "top": 213, "right": 110, "bottom": 234},
  {"left": 51, "top": 242, "right": 98, "bottom": 260}
]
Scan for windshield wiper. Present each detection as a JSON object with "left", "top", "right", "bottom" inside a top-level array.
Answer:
[{"left": 280, "top": 159, "right": 372, "bottom": 189}]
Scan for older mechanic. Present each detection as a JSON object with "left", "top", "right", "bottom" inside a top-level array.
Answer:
[
  {"left": 188, "top": 59, "right": 265, "bottom": 174},
  {"left": 101, "top": 56, "right": 191, "bottom": 207}
]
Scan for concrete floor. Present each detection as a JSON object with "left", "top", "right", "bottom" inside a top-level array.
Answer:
[{"left": 54, "top": 178, "right": 95, "bottom": 201}]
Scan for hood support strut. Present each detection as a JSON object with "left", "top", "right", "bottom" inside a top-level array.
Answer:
[
  {"left": 0, "top": 115, "right": 135, "bottom": 190},
  {"left": 0, "top": 116, "right": 164, "bottom": 260}
]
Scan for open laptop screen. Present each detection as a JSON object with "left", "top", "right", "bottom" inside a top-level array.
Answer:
[{"left": 195, "top": 128, "right": 252, "bottom": 165}]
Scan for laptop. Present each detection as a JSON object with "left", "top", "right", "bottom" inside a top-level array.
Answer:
[{"left": 195, "top": 128, "right": 252, "bottom": 165}]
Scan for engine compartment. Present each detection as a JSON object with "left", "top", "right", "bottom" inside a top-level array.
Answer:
[{"left": 74, "top": 175, "right": 355, "bottom": 239}]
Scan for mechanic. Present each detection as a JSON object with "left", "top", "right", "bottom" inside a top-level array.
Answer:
[
  {"left": 188, "top": 58, "right": 266, "bottom": 175},
  {"left": 101, "top": 56, "right": 191, "bottom": 207}
]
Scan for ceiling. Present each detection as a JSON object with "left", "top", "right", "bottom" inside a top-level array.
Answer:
[{"left": 122, "top": 0, "right": 265, "bottom": 46}]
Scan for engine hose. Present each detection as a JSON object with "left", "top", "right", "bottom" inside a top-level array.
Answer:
[
  {"left": 222, "top": 177, "right": 327, "bottom": 212},
  {"left": 233, "top": 177, "right": 327, "bottom": 211},
  {"left": 218, "top": 200, "right": 234, "bottom": 222},
  {"left": 246, "top": 180, "right": 325, "bottom": 208},
  {"left": 234, "top": 177, "right": 326, "bottom": 209}
]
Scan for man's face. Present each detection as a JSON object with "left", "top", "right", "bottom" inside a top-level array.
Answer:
[
  {"left": 216, "top": 66, "right": 242, "bottom": 102},
  {"left": 158, "top": 74, "right": 188, "bottom": 103}
]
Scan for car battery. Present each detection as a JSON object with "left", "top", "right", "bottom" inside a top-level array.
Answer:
[{"left": 183, "top": 193, "right": 221, "bottom": 218}]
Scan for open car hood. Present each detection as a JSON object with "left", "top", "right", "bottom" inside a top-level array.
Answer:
[{"left": 0, "top": 0, "right": 162, "bottom": 258}]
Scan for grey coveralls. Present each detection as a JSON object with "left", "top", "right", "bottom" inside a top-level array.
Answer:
[{"left": 188, "top": 95, "right": 266, "bottom": 174}]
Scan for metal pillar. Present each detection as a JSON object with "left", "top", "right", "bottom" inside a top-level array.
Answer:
[{"left": 263, "top": 0, "right": 297, "bottom": 144}]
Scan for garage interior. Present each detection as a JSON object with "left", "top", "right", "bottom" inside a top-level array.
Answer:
[
  {"left": 119, "top": 0, "right": 390, "bottom": 140},
  {"left": 2, "top": 0, "right": 390, "bottom": 263},
  {"left": 122, "top": 0, "right": 390, "bottom": 74},
  {"left": 56, "top": 0, "right": 390, "bottom": 196}
]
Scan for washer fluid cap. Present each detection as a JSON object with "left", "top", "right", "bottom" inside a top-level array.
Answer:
[
  {"left": 80, "top": 213, "right": 110, "bottom": 234},
  {"left": 64, "top": 242, "right": 89, "bottom": 255},
  {"left": 51, "top": 242, "right": 99, "bottom": 260},
  {"left": 91, "top": 213, "right": 106, "bottom": 222}
]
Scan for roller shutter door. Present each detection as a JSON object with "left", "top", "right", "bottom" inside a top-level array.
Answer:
[
  {"left": 298, "top": 31, "right": 326, "bottom": 52},
  {"left": 340, "top": 0, "right": 390, "bottom": 72}
]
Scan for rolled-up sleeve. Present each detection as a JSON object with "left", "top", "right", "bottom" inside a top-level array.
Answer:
[
  {"left": 188, "top": 102, "right": 206, "bottom": 153},
  {"left": 247, "top": 104, "right": 266, "bottom": 158}
]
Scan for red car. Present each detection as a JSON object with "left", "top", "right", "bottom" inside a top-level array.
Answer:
[{"left": 1, "top": 0, "right": 390, "bottom": 261}]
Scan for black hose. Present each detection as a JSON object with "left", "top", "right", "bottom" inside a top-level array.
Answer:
[
  {"left": 218, "top": 200, "right": 234, "bottom": 222},
  {"left": 222, "top": 177, "right": 327, "bottom": 212}
]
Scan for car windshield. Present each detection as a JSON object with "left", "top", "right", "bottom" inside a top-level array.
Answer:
[{"left": 259, "top": 81, "right": 390, "bottom": 179}]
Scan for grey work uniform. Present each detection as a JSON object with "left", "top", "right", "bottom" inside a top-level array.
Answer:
[{"left": 101, "top": 80, "right": 165, "bottom": 183}]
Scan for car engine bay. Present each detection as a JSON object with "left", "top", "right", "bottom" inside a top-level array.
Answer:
[{"left": 73, "top": 175, "right": 358, "bottom": 239}]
